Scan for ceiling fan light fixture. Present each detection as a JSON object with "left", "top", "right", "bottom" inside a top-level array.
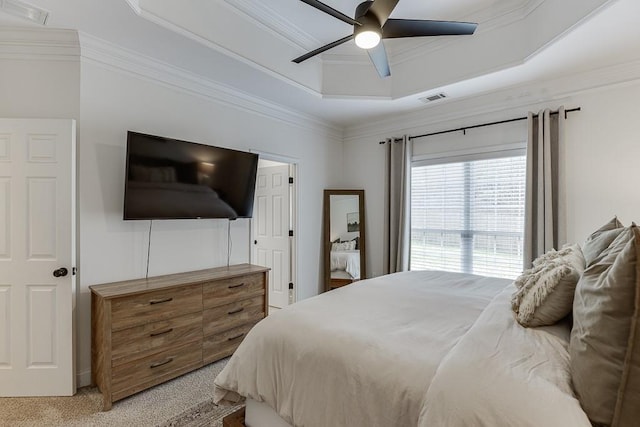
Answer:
[
  {"left": 355, "top": 30, "right": 381, "bottom": 49},
  {"left": 293, "top": 0, "right": 478, "bottom": 78}
]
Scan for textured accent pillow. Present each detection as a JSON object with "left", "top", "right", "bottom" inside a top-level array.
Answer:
[
  {"left": 511, "top": 244, "right": 585, "bottom": 327},
  {"left": 570, "top": 226, "right": 640, "bottom": 427},
  {"left": 582, "top": 217, "right": 624, "bottom": 267}
]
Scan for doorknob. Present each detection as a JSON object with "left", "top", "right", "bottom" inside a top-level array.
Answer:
[{"left": 53, "top": 267, "right": 68, "bottom": 278}]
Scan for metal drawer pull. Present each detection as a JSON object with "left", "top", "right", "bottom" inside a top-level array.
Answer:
[
  {"left": 150, "top": 357, "right": 174, "bottom": 369},
  {"left": 228, "top": 333, "right": 244, "bottom": 341},
  {"left": 228, "top": 307, "right": 244, "bottom": 315},
  {"left": 228, "top": 282, "right": 245, "bottom": 289},
  {"left": 149, "top": 297, "right": 173, "bottom": 305},
  {"left": 150, "top": 328, "right": 173, "bottom": 337}
]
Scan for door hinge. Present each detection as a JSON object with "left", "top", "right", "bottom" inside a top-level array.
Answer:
[
  {"left": 289, "top": 177, "right": 293, "bottom": 184},
  {"left": 289, "top": 230, "right": 294, "bottom": 237}
]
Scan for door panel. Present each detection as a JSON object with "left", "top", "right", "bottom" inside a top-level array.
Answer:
[
  {"left": 27, "top": 178, "right": 57, "bottom": 259},
  {"left": 0, "top": 179, "right": 9, "bottom": 259},
  {"left": 0, "top": 118, "right": 75, "bottom": 396},
  {"left": 252, "top": 165, "right": 290, "bottom": 309},
  {"left": 0, "top": 286, "right": 9, "bottom": 366},
  {"left": 272, "top": 250, "right": 284, "bottom": 293},
  {"left": 26, "top": 285, "right": 57, "bottom": 366}
]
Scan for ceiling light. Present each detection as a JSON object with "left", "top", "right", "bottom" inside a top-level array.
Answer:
[{"left": 355, "top": 30, "right": 381, "bottom": 49}]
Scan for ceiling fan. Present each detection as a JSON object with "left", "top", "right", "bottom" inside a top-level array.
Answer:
[{"left": 292, "top": 0, "right": 478, "bottom": 78}]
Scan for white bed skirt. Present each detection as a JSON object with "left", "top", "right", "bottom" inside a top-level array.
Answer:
[{"left": 246, "top": 398, "right": 292, "bottom": 427}]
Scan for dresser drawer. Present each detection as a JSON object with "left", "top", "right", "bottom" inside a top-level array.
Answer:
[
  {"left": 111, "top": 311, "right": 202, "bottom": 366},
  {"left": 203, "top": 321, "right": 258, "bottom": 365},
  {"left": 110, "top": 284, "right": 202, "bottom": 331},
  {"left": 203, "top": 295, "right": 264, "bottom": 336},
  {"left": 203, "top": 273, "right": 265, "bottom": 309},
  {"left": 111, "top": 339, "right": 202, "bottom": 399}
]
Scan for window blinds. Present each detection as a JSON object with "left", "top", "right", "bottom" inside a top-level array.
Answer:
[{"left": 410, "top": 155, "right": 526, "bottom": 279}]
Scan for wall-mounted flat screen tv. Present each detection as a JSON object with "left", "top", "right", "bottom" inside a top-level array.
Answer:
[{"left": 123, "top": 131, "right": 258, "bottom": 220}]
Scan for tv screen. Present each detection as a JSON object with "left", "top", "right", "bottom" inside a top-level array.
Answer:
[{"left": 123, "top": 131, "right": 258, "bottom": 220}]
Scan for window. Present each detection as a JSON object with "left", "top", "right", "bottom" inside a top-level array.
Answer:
[{"left": 410, "top": 154, "right": 526, "bottom": 279}]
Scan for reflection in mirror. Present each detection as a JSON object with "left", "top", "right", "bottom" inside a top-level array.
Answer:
[{"left": 323, "top": 190, "right": 366, "bottom": 291}]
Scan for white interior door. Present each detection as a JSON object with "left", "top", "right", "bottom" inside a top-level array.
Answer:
[
  {"left": 252, "top": 165, "right": 290, "bottom": 309},
  {"left": 0, "top": 118, "right": 76, "bottom": 396}
]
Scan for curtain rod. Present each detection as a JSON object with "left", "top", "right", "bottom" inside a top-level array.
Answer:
[{"left": 378, "top": 107, "right": 581, "bottom": 144}]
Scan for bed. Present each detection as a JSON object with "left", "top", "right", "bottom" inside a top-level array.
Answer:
[
  {"left": 215, "top": 218, "right": 640, "bottom": 427},
  {"left": 213, "top": 270, "right": 591, "bottom": 427},
  {"left": 329, "top": 249, "right": 360, "bottom": 288}
]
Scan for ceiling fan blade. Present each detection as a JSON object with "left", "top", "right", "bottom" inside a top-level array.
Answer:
[
  {"left": 382, "top": 19, "right": 477, "bottom": 38},
  {"left": 367, "top": 42, "right": 391, "bottom": 78},
  {"left": 368, "top": 0, "right": 399, "bottom": 25},
  {"left": 292, "top": 35, "right": 354, "bottom": 63},
  {"left": 298, "top": 0, "right": 361, "bottom": 26}
]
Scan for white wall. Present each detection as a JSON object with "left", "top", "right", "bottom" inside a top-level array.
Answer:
[
  {"left": 343, "top": 81, "right": 640, "bottom": 279},
  {"left": 562, "top": 83, "right": 640, "bottom": 242},
  {"left": 76, "top": 61, "right": 342, "bottom": 385},
  {"left": 0, "top": 58, "right": 79, "bottom": 120},
  {"left": 329, "top": 195, "right": 360, "bottom": 242}
]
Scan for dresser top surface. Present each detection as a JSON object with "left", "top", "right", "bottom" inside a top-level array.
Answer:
[{"left": 90, "top": 263, "right": 269, "bottom": 299}]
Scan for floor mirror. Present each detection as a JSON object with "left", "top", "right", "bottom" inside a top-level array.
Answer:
[{"left": 323, "top": 189, "right": 366, "bottom": 291}]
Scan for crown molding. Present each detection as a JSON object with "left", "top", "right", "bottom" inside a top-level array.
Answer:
[
  {"left": 78, "top": 32, "right": 343, "bottom": 142},
  {"left": 0, "top": 26, "right": 79, "bottom": 61},
  {"left": 124, "top": 0, "right": 141, "bottom": 14},
  {"left": 223, "top": 0, "right": 319, "bottom": 51},
  {"left": 343, "top": 58, "right": 640, "bottom": 142},
  {"left": 128, "top": 2, "right": 324, "bottom": 98},
  {"left": 0, "top": 27, "right": 341, "bottom": 140}
]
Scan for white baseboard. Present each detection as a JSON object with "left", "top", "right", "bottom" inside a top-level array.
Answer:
[{"left": 77, "top": 369, "right": 92, "bottom": 388}]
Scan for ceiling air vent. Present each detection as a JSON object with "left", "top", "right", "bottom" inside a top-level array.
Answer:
[{"left": 420, "top": 93, "right": 447, "bottom": 103}]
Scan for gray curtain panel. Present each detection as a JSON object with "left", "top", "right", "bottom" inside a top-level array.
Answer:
[
  {"left": 524, "top": 107, "right": 565, "bottom": 267},
  {"left": 383, "top": 135, "right": 411, "bottom": 274}
]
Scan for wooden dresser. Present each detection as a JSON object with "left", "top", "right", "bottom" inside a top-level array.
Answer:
[{"left": 90, "top": 263, "right": 269, "bottom": 410}]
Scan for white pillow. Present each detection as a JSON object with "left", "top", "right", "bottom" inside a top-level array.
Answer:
[
  {"left": 511, "top": 244, "right": 585, "bottom": 327},
  {"left": 332, "top": 240, "right": 356, "bottom": 251},
  {"left": 331, "top": 241, "right": 351, "bottom": 251}
]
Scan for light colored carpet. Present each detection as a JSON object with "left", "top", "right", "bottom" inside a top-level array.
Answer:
[{"left": 0, "top": 358, "right": 242, "bottom": 427}]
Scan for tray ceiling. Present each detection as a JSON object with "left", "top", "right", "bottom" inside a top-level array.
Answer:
[
  {"left": 126, "top": 0, "right": 611, "bottom": 98},
  {"left": 1, "top": 0, "right": 639, "bottom": 128}
]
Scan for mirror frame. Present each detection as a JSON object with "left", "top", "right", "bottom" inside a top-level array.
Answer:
[{"left": 323, "top": 189, "right": 366, "bottom": 292}]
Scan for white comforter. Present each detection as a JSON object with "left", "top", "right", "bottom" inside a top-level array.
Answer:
[
  {"left": 213, "top": 270, "right": 590, "bottom": 427},
  {"left": 330, "top": 250, "right": 360, "bottom": 279},
  {"left": 420, "top": 286, "right": 591, "bottom": 427}
]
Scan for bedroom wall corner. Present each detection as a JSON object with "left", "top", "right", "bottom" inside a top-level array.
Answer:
[{"left": 561, "top": 81, "right": 640, "bottom": 243}]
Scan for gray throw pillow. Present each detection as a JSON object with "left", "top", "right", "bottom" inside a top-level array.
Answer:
[
  {"left": 570, "top": 226, "right": 640, "bottom": 427},
  {"left": 511, "top": 244, "right": 585, "bottom": 327},
  {"left": 581, "top": 217, "right": 624, "bottom": 267}
]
